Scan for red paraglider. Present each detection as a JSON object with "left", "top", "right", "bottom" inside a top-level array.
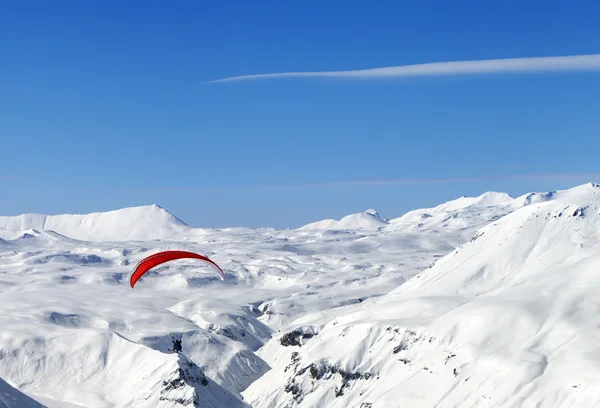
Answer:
[{"left": 129, "top": 250, "right": 225, "bottom": 288}]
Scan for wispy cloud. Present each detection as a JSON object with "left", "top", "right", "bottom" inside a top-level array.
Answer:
[
  {"left": 206, "top": 54, "right": 600, "bottom": 84},
  {"left": 235, "top": 172, "right": 600, "bottom": 190},
  {"left": 0, "top": 175, "right": 32, "bottom": 182},
  {"left": 127, "top": 172, "right": 600, "bottom": 191}
]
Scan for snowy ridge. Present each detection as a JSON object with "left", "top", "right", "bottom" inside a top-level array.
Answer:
[
  {"left": 0, "top": 205, "right": 192, "bottom": 242},
  {"left": 383, "top": 191, "right": 532, "bottom": 247},
  {"left": 0, "top": 330, "right": 247, "bottom": 408},
  {"left": 0, "top": 229, "right": 42, "bottom": 241},
  {"left": 435, "top": 191, "right": 513, "bottom": 211},
  {"left": 243, "top": 182, "right": 600, "bottom": 407},
  {"left": 387, "top": 191, "right": 517, "bottom": 233},
  {"left": 1, "top": 183, "right": 599, "bottom": 407},
  {"left": 299, "top": 209, "right": 389, "bottom": 230}
]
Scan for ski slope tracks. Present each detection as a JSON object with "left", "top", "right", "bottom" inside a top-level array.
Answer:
[
  {"left": 243, "top": 182, "right": 600, "bottom": 407},
  {"left": 0, "top": 183, "right": 597, "bottom": 407}
]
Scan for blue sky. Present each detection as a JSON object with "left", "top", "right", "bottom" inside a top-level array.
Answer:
[{"left": 1, "top": 1, "right": 599, "bottom": 228}]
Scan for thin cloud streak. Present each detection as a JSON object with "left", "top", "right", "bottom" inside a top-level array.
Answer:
[
  {"left": 129, "top": 172, "right": 600, "bottom": 191},
  {"left": 206, "top": 54, "right": 600, "bottom": 84},
  {"left": 0, "top": 175, "right": 32, "bottom": 182}
]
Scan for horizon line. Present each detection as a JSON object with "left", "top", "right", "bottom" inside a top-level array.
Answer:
[{"left": 205, "top": 53, "right": 600, "bottom": 84}]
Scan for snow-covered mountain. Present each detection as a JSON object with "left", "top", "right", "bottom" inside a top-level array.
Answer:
[
  {"left": 387, "top": 191, "right": 516, "bottom": 233},
  {"left": 0, "top": 183, "right": 598, "bottom": 407},
  {"left": 299, "top": 209, "right": 389, "bottom": 230},
  {"left": 0, "top": 205, "right": 192, "bottom": 242},
  {"left": 299, "top": 192, "right": 520, "bottom": 234},
  {"left": 243, "top": 182, "right": 600, "bottom": 407}
]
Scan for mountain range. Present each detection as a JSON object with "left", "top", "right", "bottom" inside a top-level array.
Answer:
[{"left": 0, "top": 182, "right": 598, "bottom": 407}]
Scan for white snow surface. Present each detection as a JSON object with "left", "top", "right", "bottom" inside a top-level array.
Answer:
[
  {"left": 0, "top": 205, "right": 191, "bottom": 242},
  {"left": 0, "top": 183, "right": 598, "bottom": 407},
  {"left": 299, "top": 209, "right": 389, "bottom": 230}
]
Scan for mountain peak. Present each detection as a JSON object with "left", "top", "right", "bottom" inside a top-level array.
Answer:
[
  {"left": 299, "top": 208, "right": 389, "bottom": 230},
  {"left": 0, "top": 204, "right": 191, "bottom": 242},
  {"left": 364, "top": 208, "right": 389, "bottom": 223}
]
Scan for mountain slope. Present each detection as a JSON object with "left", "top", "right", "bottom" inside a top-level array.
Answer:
[
  {"left": 386, "top": 191, "right": 516, "bottom": 234},
  {"left": 243, "top": 182, "right": 600, "bottom": 408},
  {"left": 300, "top": 192, "right": 519, "bottom": 236},
  {"left": 0, "top": 205, "right": 192, "bottom": 242},
  {"left": 2, "top": 183, "right": 599, "bottom": 407},
  {"left": 0, "top": 378, "right": 45, "bottom": 408},
  {"left": 0, "top": 330, "right": 249, "bottom": 408},
  {"left": 0, "top": 194, "right": 473, "bottom": 407},
  {"left": 299, "top": 209, "right": 389, "bottom": 230}
]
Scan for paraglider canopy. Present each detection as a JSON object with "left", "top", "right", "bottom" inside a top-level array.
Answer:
[{"left": 129, "top": 250, "right": 225, "bottom": 288}]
